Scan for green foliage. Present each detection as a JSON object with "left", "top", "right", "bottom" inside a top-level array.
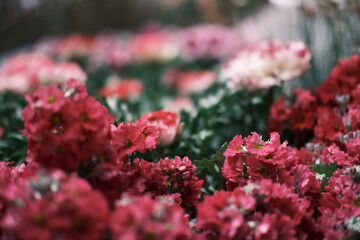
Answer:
[
  {"left": 0, "top": 91, "right": 27, "bottom": 166},
  {"left": 195, "top": 142, "right": 228, "bottom": 195},
  {"left": 311, "top": 162, "right": 339, "bottom": 187}
]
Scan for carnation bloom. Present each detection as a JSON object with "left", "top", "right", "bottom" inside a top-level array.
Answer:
[
  {"left": 110, "top": 195, "right": 192, "bottom": 240},
  {"left": 221, "top": 40, "right": 311, "bottom": 90},
  {"left": 139, "top": 110, "right": 180, "bottom": 147},
  {"left": 99, "top": 78, "right": 143, "bottom": 100}
]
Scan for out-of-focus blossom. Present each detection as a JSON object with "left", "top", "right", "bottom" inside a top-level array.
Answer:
[
  {"left": 181, "top": 24, "right": 239, "bottom": 61},
  {"left": 0, "top": 127, "right": 3, "bottom": 139},
  {"left": 0, "top": 52, "right": 87, "bottom": 92},
  {"left": 99, "top": 78, "right": 143, "bottom": 100},
  {"left": 164, "top": 97, "right": 194, "bottom": 113},
  {"left": 53, "top": 34, "right": 94, "bottom": 60},
  {"left": 130, "top": 29, "right": 181, "bottom": 62},
  {"left": 90, "top": 33, "right": 132, "bottom": 68},
  {"left": 3, "top": 174, "right": 109, "bottom": 240},
  {"left": 317, "top": 55, "right": 360, "bottom": 105},
  {"left": 221, "top": 40, "right": 311, "bottom": 90},
  {"left": 176, "top": 71, "right": 217, "bottom": 94},
  {"left": 139, "top": 110, "right": 180, "bottom": 147},
  {"left": 39, "top": 62, "right": 87, "bottom": 84},
  {"left": 0, "top": 52, "right": 54, "bottom": 92}
]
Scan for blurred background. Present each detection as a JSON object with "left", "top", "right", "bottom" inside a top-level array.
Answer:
[
  {"left": 0, "top": 0, "right": 239, "bottom": 53},
  {"left": 0, "top": 0, "right": 359, "bottom": 85}
]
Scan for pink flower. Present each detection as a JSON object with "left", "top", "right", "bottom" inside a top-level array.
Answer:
[
  {"left": 39, "top": 62, "right": 87, "bottom": 84},
  {"left": 53, "top": 34, "right": 94, "bottom": 60},
  {"left": 175, "top": 71, "right": 217, "bottom": 94},
  {"left": 0, "top": 52, "right": 54, "bottom": 92},
  {"left": 130, "top": 29, "right": 180, "bottom": 62},
  {"left": 139, "top": 110, "right": 180, "bottom": 147},
  {"left": 90, "top": 33, "right": 132, "bottom": 68},
  {"left": 111, "top": 122, "right": 144, "bottom": 157},
  {"left": 221, "top": 40, "right": 311, "bottom": 90},
  {"left": 181, "top": 24, "right": 238, "bottom": 61},
  {"left": 99, "top": 78, "right": 143, "bottom": 100},
  {"left": 164, "top": 97, "right": 194, "bottom": 113}
]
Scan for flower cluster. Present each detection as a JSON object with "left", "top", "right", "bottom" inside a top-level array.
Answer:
[
  {"left": 196, "top": 180, "right": 321, "bottom": 239},
  {"left": 0, "top": 52, "right": 86, "bottom": 92},
  {"left": 2, "top": 172, "right": 109, "bottom": 240},
  {"left": 22, "top": 79, "right": 115, "bottom": 170},
  {"left": 90, "top": 156, "right": 203, "bottom": 208},
  {"left": 222, "top": 132, "right": 318, "bottom": 192},
  {"left": 110, "top": 195, "right": 192, "bottom": 240},
  {"left": 221, "top": 40, "right": 311, "bottom": 90},
  {"left": 268, "top": 54, "right": 360, "bottom": 146}
]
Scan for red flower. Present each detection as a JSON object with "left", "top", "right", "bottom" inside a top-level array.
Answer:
[
  {"left": 139, "top": 110, "right": 180, "bottom": 147},
  {"left": 155, "top": 156, "right": 203, "bottom": 207},
  {"left": 110, "top": 195, "right": 192, "bottom": 240},
  {"left": 314, "top": 109, "right": 346, "bottom": 143},
  {"left": 111, "top": 122, "right": 144, "bottom": 157},
  {"left": 317, "top": 55, "right": 360, "bottom": 105},
  {"left": 22, "top": 79, "right": 115, "bottom": 171},
  {"left": 3, "top": 174, "right": 109, "bottom": 240}
]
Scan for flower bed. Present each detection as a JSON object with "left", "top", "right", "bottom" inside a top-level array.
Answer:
[{"left": 0, "top": 2, "right": 360, "bottom": 239}]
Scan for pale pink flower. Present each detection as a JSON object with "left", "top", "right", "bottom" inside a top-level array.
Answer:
[{"left": 221, "top": 40, "right": 311, "bottom": 90}]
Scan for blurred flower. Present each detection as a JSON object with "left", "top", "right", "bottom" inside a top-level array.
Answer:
[
  {"left": 221, "top": 40, "right": 311, "bottom": 90},
  {"left": 130, "top": 29, "right": 181, "bottom": 62},
  {"left": 176, "top": 71, "right": 217, "bottom": 94},
  {"left": 99, "top": 78, "right": 143, "bottom": 100},
  {"left": 53, "top": 34, "right": 95, "bottom": 60},
  {"left": 90, "top": 33, "right": 132, "bottom": 68},
  {"left": 0, "top": 52, "right": 54, "bottom": 92},
  {"left": 181, "top": 24, "right": 239, "bottom": 61},
  {"left": 139, "top": 110, "right": 180, "bottom": 147},
  {"left": 164, "top": 97, "right": 194, "bottom": 113},
  {"left": 110, "top": 195, "right": 192, "bottom": 240},
  {"left": 39, "top": 62, "right": 87, "bottom": 84}
]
